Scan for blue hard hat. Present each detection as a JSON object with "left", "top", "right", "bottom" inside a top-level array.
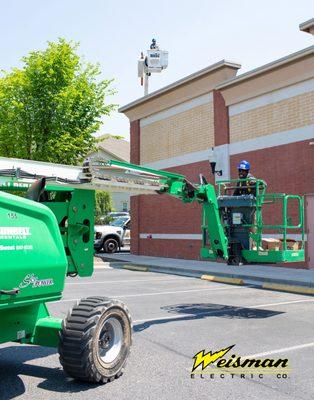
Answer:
[{"left": 237, "top": 160, "right": 250, "bottom": 170}]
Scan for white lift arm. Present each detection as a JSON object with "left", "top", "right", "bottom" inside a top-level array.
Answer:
[{"left": 0, "top": 156, "right": 168, "bottom": 195}]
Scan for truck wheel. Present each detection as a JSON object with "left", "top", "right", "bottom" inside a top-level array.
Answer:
[
  {"left": 103, "top": 238, "right": 119, "bottom": 253},
  {"left": 59, "top": 296, "right": 132, "bottom": 383}
]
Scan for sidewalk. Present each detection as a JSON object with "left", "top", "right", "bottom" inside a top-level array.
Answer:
[{"left": 97, "top": 253, "right": 314, "bottom": 295}]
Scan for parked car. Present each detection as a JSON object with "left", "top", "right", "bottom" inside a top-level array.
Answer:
[
  {"left": 99, "top": 211, "right": 130, "bottom": 224},
  {"left": 94, "top": 216, "right": 130, "bottom": 253},
  {"left": 108, "top": 211, "right": 130, "bottom": 219}
]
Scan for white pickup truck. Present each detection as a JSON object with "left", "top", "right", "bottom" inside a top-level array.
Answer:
[{"left": 94, "top": 216, "right": 131, "bottom": 253}]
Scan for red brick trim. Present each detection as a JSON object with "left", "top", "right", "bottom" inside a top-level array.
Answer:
[
  {"left": 213, "top": 90, "right": 229, "bottom": 146},
  {"left": 130, "top": 119, "right": 141, "bottom": 254},
  {"left": 130, "top": 196, "right": 140, "bottom": 255},
  {"left": 139, "top": 238, "right": 201, "bottom": 260},
  {"left": 130, "top": 119, "right": 140, "bottom": 164}
]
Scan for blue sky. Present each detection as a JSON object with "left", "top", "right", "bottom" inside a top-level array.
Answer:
[{"left": 0, "top": 0, "right": 313, "bottom": 140}]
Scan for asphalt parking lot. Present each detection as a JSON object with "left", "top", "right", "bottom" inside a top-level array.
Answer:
[{"left": 1, "top": 261, "right": 314, "bottom": 400}]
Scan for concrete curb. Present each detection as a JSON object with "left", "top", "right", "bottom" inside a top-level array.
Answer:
[
  {"left": 154, "top": 266, "right": 314, "bottom": 295},
  {"left": 262, "top": 283, "right": 314, "bottom": 295},
  {"left": 122, "top": 265, "right": 148, "bottom": 272},
  {"left": 146, "top": 264, "right": 314, "bottom": 290},
  {"left": 94, "top": 255, "right": 314, "bottom": 296},
  {"left": 201, "top": 275, "right": 244, "bottom": 285}
]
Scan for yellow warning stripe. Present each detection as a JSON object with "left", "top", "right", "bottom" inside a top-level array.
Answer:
[
  {"left": 201, "top": 275, "right": 243, "bottom": 285},
  {"left": 122, "top": 265, "right": 148, "bottom": 272},
  {"left": 262, "top": 283, "right": 314, "bottom": 295}
]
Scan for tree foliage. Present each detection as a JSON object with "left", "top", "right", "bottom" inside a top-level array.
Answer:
[
  {"left": 0, "top": 38, "right": 116, "bottom": 164},
  {"left": 97, "top": 133, "right": 124, "bottom": 142},
  {"left": 95, "top": 190, "right": 114, "bottom": 224}
]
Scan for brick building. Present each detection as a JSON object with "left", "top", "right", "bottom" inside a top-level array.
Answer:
[{"left": 120, "top": 44, "right": 314, "bottom": 268}]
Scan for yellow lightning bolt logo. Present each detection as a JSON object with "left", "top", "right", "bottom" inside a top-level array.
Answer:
[{"left": 192, "top": 345, "right": 235, "bottom": 372}]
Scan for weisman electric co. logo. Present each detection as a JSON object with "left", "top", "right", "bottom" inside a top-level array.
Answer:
[{"left": 191, "top": 345, "right": 290, "bottom": 380}]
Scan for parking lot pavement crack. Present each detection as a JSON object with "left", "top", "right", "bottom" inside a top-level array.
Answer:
[
  {"left": 233, "top": 374, "right": 309, "bottom": 400},
  {"left": 140, "top": 336, "right": 192, "bottom": 361}
]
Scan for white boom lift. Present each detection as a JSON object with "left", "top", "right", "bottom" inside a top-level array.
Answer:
[
  {"left": 0, "top": 156, "right": 168, "bottom": 194},
  {"left": 138, "top": 39, "right": 169, "bottom": 95}
]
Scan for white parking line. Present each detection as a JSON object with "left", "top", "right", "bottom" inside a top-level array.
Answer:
[
  {"left": 132, "top": 298, "right": 314, "bottom": 324},
  {"left": 51, "top": 285, "right": 247, "bottom": 303},
  {"left": 252, "top": 298, "right": 314, "bottom": 308},
  {"left": 244, "top": 342, "right": 314, "bottom": 359},
  {"left": 65, "top": 277, "right": 193, "bottom": 286},
  {"left": 120, "top": 286, "right": 246, "bottom": 298}
]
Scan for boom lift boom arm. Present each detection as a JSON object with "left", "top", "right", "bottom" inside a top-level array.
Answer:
[{"left": 103, "top": 159, "right": 229, "bottom": 260}]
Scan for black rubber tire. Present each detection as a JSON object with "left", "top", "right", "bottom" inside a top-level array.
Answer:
[
  {"left": 103, "top": 238, "right": 119, "bottom": 253},
  {"left": 59, "top": 296, "right": 132, "bottom": 383}
]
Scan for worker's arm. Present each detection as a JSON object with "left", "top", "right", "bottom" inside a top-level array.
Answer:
[
  {"left": 247, "top": 175, "right": 257, "bottom": 196},
  {"left": 233, "top": 183, "right": 241, "bottom": 196}
]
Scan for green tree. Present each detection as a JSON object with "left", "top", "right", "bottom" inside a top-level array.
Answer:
[
  {"left": 0, "top": 38, "right": 116, "bottom": 165},
  {"left": 97, "top": 133, "right": 124, "bottom": 142},
  {"left": 95, "top": 191, "right": 114, "bottom": 224}
]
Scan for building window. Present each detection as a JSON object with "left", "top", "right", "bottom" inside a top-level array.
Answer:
[{"left": 122, "top": 202, "right": 128, "bottom": 212}]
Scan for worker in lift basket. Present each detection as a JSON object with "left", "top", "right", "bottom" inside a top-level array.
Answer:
[
  {"left": 233, "top": 160, "right": 256, "bottom": 197},
  {"left": 233, "top": 160, "right": 257, "bottom": 250}
]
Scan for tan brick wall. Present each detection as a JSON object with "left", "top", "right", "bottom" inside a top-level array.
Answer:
[
  {"left": 230, "top": 92, "right": 314, "bottom": 143},
  {"left": 140, "top": 102, "right": 214, "bottom": 164}
]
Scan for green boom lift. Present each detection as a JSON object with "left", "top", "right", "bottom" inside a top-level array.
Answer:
[
  {"left": 0, "top": 156, "right": 304, "bottom": 383},
  {"left": 102, "top": 159, "right": 304, "bottom": 265}
]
